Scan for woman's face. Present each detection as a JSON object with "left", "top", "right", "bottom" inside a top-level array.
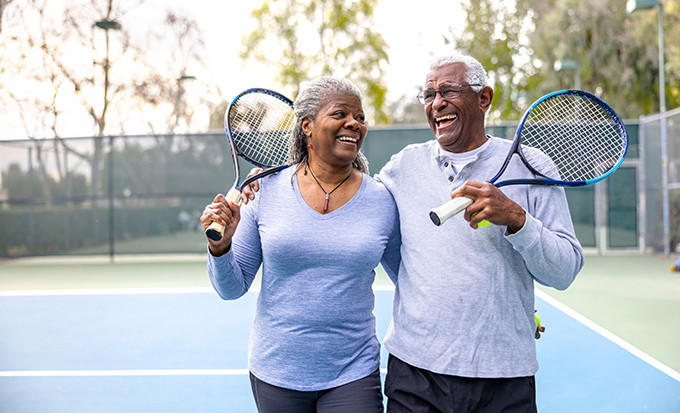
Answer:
[{"left": 302, "top": 93, "right": 367, "bottom": 168}]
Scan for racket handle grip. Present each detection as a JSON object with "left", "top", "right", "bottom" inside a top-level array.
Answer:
[
  {"left": 225, "top": 187, "right": 243, "bottom": 204},
  {"left": 205, "top": 221, "right": 225, "bottom": 242},
  {"left": 429, "top": 196, "right": 474, "bottom": 226},
  {"left": 205, "top": 188, "right": 243, "bottom": 242}
]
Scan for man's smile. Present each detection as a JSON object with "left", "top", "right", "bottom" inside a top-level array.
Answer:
[{"left": 434, "top": 113, "right": 458, "bottom": 128}]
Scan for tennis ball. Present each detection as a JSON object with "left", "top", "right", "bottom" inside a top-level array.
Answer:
[
  {"left": 535, "top": 313, "right": 541, "bottom": 327},
  {"left": 471, "top": 212, "right": 491, "bottom": 228}
]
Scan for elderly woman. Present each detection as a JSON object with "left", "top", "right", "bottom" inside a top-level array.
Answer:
[{"left": 200, "top": 76, "right": 401, "bottom": 413}]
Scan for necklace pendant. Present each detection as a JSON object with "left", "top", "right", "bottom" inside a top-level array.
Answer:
[{"left": 305, "top": 160, "right": 351, "bottom": 214}]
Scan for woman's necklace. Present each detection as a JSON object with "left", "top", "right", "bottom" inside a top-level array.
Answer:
[{"left": 305, "top": 160, "right": 353, "bottom": 213}]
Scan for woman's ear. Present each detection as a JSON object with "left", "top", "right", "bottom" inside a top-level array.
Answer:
[{"left": 301, "top": 117, "right": 313, "bottom": 138}]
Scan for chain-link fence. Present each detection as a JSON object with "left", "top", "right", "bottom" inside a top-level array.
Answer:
[
  {"left": 639, "top": 106, "right": 680, "bottom": 255},
  {"left": 0, "top": 123, "right": 641, "bottom": 258}
]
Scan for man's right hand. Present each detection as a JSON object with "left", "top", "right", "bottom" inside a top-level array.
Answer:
[{"left": 241, "top": 167, "right": 264, "bottom": 204}]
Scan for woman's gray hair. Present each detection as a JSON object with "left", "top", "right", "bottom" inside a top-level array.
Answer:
[
  {"left": 288, "top": 76, "right": 369, "bottom": 174},
  {"left": 430, "top": 52, "right": 488, "bottom": 93}
]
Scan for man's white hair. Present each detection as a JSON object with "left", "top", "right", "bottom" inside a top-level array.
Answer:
[{"left": 430, "top": 52, "right": 488, "bottom": 92}]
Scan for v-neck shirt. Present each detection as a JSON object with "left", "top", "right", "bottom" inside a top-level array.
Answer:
[{"left": 208, "top": 164, "right": 401, "bottom": 391}]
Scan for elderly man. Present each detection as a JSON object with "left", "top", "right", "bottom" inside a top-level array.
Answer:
[{"left": 377, "top": 52, "right": 584, "bottom": 412}]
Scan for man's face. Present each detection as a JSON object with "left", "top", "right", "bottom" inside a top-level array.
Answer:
[{"left": 424, "top": 63, "right": 489, "bottom": 153}]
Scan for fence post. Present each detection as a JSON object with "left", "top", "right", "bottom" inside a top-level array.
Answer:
[
  {"left": 638, "top": 117, "right": 647, "bottom": 253},
  {"left": 28, "top": 147, "right": 35, "bottom": 254},
  {"left": 108, "top": 136, "right": 115, "bottom": 263}
]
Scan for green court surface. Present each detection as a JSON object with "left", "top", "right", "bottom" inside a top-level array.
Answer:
[
  {"left": 536, "top": 253, "right": 680, "bottom": 374},
  {"left": 0, "top": 255, "right": 212, "bottom": 291},
  {"left": 1, "top": 252, "right": 679, "bottom": 375}
]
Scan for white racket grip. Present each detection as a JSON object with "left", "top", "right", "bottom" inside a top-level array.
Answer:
[
  {"left": 225, "top": 187, "right": 242, "bottom": 205},
  {"left": 205, "top": 187, "right": 243, "bottom": 242},
  {"left": 429, "top": 196, "right": 474, "bottom": 226}
]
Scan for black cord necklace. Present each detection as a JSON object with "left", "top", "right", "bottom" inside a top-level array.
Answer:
[{"left": 305, "top": 160, "right": 352, "bottom": 213}]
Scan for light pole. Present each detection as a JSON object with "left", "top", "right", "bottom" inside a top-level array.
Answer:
[
  {"left": 554, "top": 59, "right": 581, "bottom": 90},
  {"left": 95, "top": 19, "right": 122, "bottom": 263},
  {"left": 627, "top": 0, "right": 668, "bottom": 255},
  {"left": 94, "top": 20, "right": 122, "bottom": 134},
  {"left": 174, "top": 74, "right": 196, "bottom": 131}
]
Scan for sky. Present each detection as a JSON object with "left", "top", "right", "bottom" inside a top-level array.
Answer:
[
  {"left": 0, "top": 0, "right": 466, "bottom": 139},
  {"left": 140, "top": 0, "right": 467, "bottom": 103}
]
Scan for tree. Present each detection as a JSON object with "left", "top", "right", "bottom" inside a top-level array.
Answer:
[
  {"left": 446, "top": 0, "right": 680, "bottom": 120},
  {"left": 240, "top": 0, "right": 390, "bottom": 124},
  {"left": 129, "top": 11, "right": 208, "bottom": 134},
  {"left": 446, "top": 0, "right": 534, "bottom": 121},
  {"left": 1, "top": 162, "right": 88, "bottom": 203},
  {"left": 519, "top": 0, "right": 669, "bottom": 116},
  {"left": 389, "top": 94, "right": 427, "bottom": 125},
  {"left": 622, "top": 0, "right": 680, "bottom": 113},
  {"left": 0, "top": 0, "right": 214, "bottom": 199},
  {"left": 0, "top": 0, "right": 214, "bottom": 138},
  {"left": 0, "top": 0, "right": 14, "bottom": 34}
]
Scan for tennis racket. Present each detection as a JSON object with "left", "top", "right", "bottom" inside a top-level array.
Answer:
[
  {"left": 205, "top": 88, "right": 295, "bottom": 241},
  {"left": 429, "top": 89, "right": 628, "bottom": 226}
]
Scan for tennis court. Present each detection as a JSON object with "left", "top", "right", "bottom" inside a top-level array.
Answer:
[{"left": 1, "top": 252, "right": 679, "bottom": 412}]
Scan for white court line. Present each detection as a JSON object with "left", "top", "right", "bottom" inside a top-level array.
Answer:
[
  {"left": 0, "top": 285, "right": 395, "bottom": 297},
  {"left": 0, "top": 368, "right": 389, "bottom": 378},
  {"left": 3, "top": 254, "right": 208, "bottom": 265},
  {"left": 0, "top": 285, "right": 395, "bottom": 378},
  {"left": 373, "top": 285, "right": 396, "bottom": 291},
  {"left": 0, "top": 287, "right": 215, "bottom": 296},
  {"left": 4, "top": 286, "right": 676, "bottom": 382},
  {"left": 0, "top": 369, "right": 249, "bottom": 377},
  {"left": 535, "top": 289, "right": 680, "bottom": 383}
]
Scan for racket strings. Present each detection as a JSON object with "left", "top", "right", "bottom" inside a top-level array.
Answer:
[
  {"left": 229, "top": 94, "right": 295, "bottom": 167},
  {"left": 520, "top": 94, "right": 626, "bottom": 182}
]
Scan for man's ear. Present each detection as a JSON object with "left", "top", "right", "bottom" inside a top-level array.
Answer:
[{"left": 479, "top": 86, "right": 494, "bottom": 114}]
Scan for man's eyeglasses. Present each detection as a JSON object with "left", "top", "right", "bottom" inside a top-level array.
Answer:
[{"left": 417, "top": 84, "right": 482, "bottom": 105}]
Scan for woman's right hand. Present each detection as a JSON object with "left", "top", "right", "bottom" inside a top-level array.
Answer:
[
  {"left": 200, "top": 194, "right": 241, "bottom": 257},
  {"left": 241, "top": 167, "right": 264, "bottom": 204}
]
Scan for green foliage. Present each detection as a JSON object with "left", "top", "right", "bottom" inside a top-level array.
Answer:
[
  {"left": 447, "top": 0, "right": 680, "bottom": 120},
  {"left": 1, "top": 162, "right": 88, "bottom": 202},
  {"left": 449, "top": 0, "right": 531, "bottom": 120},
  {"left": 0, "top": 134, "right": 230, "bottom": 257},
  {"left": 100, "top": 135, "right": 230, "bottom": 196},
  {"left": 670, "top": 188, "right": 680, "bottom": 252},
  {"left": 240, "top": 0, "right": 390, "bottom": 124},
  {"left": 0, "top": 203, "right": 204, "bottom": 256}
]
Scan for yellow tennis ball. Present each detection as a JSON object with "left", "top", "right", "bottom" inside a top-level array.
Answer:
[
  {"left": 478, "top": 219, "right": 491, "bottom": 228},
  {"left": 471, "top": 212, "right": 491, "bottom": 228},
  {"left": 535, "top": 314, "right": 541, "bottom": 327}
]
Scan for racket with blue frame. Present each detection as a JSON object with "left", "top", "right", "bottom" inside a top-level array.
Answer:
[{"left": 429, "top": 89, "right": 628, "bottom": 226}]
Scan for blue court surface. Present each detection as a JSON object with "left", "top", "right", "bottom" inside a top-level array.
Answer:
[{"left": 1, "top": 287, "right": 678, "bottom": 412}]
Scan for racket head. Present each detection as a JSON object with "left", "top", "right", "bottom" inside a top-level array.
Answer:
[
  {"left": 225, "top": 88, "right": 295, "bottom": 169},
  {"left": 502, "top": 90, "right": 628, "bottom": 187}
]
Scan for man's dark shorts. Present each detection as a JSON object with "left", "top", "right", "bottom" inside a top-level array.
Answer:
[{"left": 385, "top": 355, "right": 537, "bottom": 413}]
